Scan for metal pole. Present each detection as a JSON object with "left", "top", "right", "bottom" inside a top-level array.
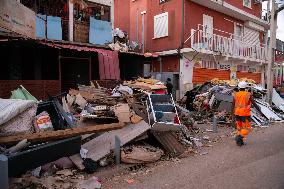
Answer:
[
  {"left": 213, "top": 116, "right": 218, "bottom": 133},
  {"left": 266, "top": 0, "right": 277, "bottom": 104},
  {"left": 141, "top": 11, "right": 146, "bottom": 53},
  {"left": 0, "top": 154, "right": 9, "bottom": 189},
  {"left": 141, "top": 13, "right": 145, "bottom": 53},
  {"left": 114, "top": 136, "right": 121, "bottom": 165}
]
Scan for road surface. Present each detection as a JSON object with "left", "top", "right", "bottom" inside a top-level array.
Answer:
[{"left": 103, "top": 124, "right": 284, "bottom": 189}]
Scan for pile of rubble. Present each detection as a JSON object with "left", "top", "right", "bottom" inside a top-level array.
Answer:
[
  {"left": 179, "top": 78, "right": 284, "bottom": 127},
  {"left": 0, "top": 78, "right": 204, "bottom": 189},
  {"left": 2, "top": 77, "right": 283, "bottom": 188}
]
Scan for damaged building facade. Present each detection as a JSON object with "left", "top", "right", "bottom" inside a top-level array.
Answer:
[
  {"left": 114, "top": 0, "right": 270, "bottom": 99},
  {"left": 0, "top": 0, "right": 153, "bottom": 99}
]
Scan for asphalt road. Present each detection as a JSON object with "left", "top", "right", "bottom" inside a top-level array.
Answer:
[{"left": 103, "top": 124, "right": 284, "bottom": 189}]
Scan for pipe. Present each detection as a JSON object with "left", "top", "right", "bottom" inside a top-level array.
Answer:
[{"left": 181, "top": 0, "right": 185, "bottom": 48}]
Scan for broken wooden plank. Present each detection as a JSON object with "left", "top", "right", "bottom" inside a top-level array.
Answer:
[
  {"left": 0, "top": 123, "right": 124, "bottom": 145},
  {"left": 70, "top": 120, "right": 151, "bottom": 170}
]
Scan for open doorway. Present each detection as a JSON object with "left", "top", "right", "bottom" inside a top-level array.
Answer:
[{"left": 60, "top": 57, "right": 90, "bottom": 93}]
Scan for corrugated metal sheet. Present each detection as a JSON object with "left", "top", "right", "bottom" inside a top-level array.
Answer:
[
  {"left": 272, "top": 88, "right": 284, "bottom": 112},
  {"left": 40, "top": 41, "right": 120, "bottom": 80},
  {"left": 39, "top": 41, "right": 109, "bottom": 55},
  {"left": 99, "top": 50, "right": 120, "bottom": 80},
  {"left": 151, "top": 131, "right": 186, "bottom": 157}
]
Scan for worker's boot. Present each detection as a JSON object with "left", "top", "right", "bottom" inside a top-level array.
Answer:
[{"left": 235, "top": 135, "right": 244, "bottom": 146}]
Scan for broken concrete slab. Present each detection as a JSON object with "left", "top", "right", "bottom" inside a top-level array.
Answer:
[{"left": 70, "top": 120, "right": 150, "bottom": 170}]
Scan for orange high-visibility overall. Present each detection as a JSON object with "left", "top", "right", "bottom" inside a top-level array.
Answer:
[{"left": 234, "top": 91, "right": 252, "bottom": 138}]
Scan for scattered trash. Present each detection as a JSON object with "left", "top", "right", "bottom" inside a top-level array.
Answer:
[
  {"left": 3, "top": 77, "right": 281, "bottom": 185},
  {"left": 31, "top": 166, "right": 42, "bottom": 177},
  {"left": 124, "top": 178, "right": 135, "bottom": 184},
  {"left": 80, "top": 148, "right": 88, "bottom": 159},
  {"left": 34, "top": 111, "right": 54, "bottom": 132},
  {"left": 121, "top": 145, "right": 163, "bottom": 164},
  {"left": 200, "top": 152, "right": 209, "bottom": 156},
  {"left": 82, "top": 158, "right": 98, "bottom": 174},
  {"left": 76, "top": 176, "right": 101, "bottom": 189}
]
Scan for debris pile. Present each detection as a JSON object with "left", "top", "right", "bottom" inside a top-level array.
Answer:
[
  {"left": 179, "top": 78, "right": 284, "bottom": 127},
  {"left": 0, "top": 78, "right": 201, "bottom": 189},
  {"left": 2, "top": 77, "right": 282, "bottom": 188}
]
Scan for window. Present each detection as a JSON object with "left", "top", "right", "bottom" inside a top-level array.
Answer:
[
  {"left": 243, "top": 0, "right": 251, "bottom": 8},
  {"left": 159, "top": 0, "right": 169, "bottom": 4},
  {"left": 154, "top": 12, "right": 169, "bottom": 39}
]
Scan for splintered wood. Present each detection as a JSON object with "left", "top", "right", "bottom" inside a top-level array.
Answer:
[{"left": 0, "top": 123, "right": 124, "bottom": 145}]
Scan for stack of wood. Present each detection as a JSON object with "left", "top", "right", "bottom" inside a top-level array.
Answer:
[{"left": 124, "top": 77, "right": 166, "bottom": 91}]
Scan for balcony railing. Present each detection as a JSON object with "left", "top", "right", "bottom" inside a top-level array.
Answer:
[{"left": 190, "top": 27, "right": 267, "bottom": 62}]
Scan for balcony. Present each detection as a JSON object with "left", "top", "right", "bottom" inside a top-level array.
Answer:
[{"left": 186, "top": 26, "right": 267, "bottom": 64}]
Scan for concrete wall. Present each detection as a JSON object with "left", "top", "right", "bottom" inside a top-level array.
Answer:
[
  {"left": 145, "top": 0, "right": 182, "bottom": 52},
  {"left": 225, "top": 0, "right": 262, "bottom": 18},
  {"left": 114, "top": 0, "right": 130, "bottom": 32}
]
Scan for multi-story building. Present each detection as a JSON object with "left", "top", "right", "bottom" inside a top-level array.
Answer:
[
  {"left": 0, "top": 0, "right": 149, "bottom": 99},
  {"left": 115, "top": 0, "right": 270, "bottom": 98}
]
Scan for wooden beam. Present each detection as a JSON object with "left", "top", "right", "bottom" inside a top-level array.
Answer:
[{"left": 0, "top": 123, "right": 124, "bottom": 145}]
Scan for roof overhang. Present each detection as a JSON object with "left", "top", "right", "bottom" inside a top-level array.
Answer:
[{"left": 190, "top": 0, "right": 270, "bottom": 30}]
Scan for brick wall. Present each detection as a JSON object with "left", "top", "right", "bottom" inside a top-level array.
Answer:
[
  {"left": 0, "top": 80, "right": 60, "bottom": 100},
  {"left": 193, "top": 68, "right": 230, "bottom": 84}
]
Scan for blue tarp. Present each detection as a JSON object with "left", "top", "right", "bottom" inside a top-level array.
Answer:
[
  {"left": 47, "top": 16, "right": 62, "bottom": 40},
  {"left": 36, "top": 14, "right": 46, "bottom": 38},
  {"left": 89, "top": 17, "right": 112, "bottom": 45},
  {"left": 36, "top": 15, "right": 62, "bottom": 40}
]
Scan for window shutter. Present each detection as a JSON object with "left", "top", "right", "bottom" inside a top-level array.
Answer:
[
  {"left": 154, "top": 12, "right": 169, "bottom": 38},
  {"left": 243, "top": 27, "right": 260, "bottom": 45}
]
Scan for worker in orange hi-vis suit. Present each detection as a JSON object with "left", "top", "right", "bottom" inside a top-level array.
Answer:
[{"left": 232, "top": 81, "right": 253, "bottom": 146}]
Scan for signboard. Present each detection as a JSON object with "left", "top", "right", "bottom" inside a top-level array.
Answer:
[
  {"left": 218, "top": 63, "right": 231, "bottom": 70},
  {"left": 0, "top": 0, "right": 36, "bottom": 38},
  {"left": 230, "top": 65, "right": 237, "bottom": 79}
]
